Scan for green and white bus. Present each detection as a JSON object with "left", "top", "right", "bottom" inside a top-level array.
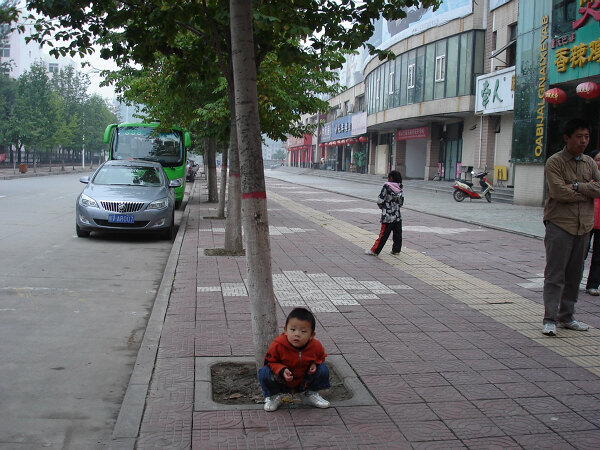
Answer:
[{"left": 103, "top": 123, "right": 191, "bottom": 206}]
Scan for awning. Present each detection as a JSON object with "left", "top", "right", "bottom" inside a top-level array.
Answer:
[{"left": 489, "top": 39, "right": 516, "bottom": 59}]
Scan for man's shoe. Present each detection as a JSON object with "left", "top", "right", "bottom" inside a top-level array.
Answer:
[
  {"left": 365, "top": 249, "right": 377, "bottom": 256},
  {"left": 558, "top": 320, "right": 589, "bottom": 331},
  {"left": 264, "top": 394, "right": 282, "bottom": 412},
  {"left": 586, "top": 288, "right": 600, "bottom": 296},
  {"left": 303, "top": 391, "right": 330, "bottom": 408},
  {"left": 390, "top": 251, "right": 401, "bottom": 255},
  {"left": 542, "top": 323, "right": 556, "bottom": 336}
]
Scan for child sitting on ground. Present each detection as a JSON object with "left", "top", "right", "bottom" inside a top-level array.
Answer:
[{"left": 258, "top": 307, "right": 331, "bottom": 412}]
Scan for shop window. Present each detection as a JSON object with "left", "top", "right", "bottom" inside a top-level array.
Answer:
[
  {"left": 407, "top": 64, "right": 415, "bottom": 89},
  {"left": 435, "top": 55, "right": 445, "bottom": 81}
]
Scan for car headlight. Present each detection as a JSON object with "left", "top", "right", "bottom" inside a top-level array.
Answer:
[
  {"left": 175, "top": 177, "right": 185, "bottom": 185},
  {"left": 148, "top": 197, "right": 169, "bottom": 210},
  {"left": 79, "top": 193, "right": 98, "bottom": 208}
]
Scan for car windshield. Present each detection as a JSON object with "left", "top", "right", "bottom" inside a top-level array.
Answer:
[{"left": 93, "top": 166, "right": 163, "bottom": 187}]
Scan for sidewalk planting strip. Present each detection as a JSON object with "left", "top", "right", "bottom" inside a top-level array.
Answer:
[{"left": 268, "top": 191, "right": 600, "bottom": 377}]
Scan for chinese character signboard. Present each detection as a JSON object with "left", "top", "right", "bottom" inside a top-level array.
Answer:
[
  {"left": 351, "top": 112, "right": 367, "bottom": 136},
  {"left": 550, "top": 2, "right": 600, "bottom": 83},
  {"left": 475, "top": 67, "right": 515, "bottom": 114},
  {"left": 331, "top": 115, "right": 353, "bottom": 140},
  {"left": 396, "top": 127, "right": 427, "bottom": 141}
]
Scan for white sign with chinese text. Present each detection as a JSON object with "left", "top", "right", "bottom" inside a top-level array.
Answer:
[{"left": 475, "top": 67, "right": 515, "bottom": 115}]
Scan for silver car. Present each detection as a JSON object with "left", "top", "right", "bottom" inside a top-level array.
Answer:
[{"left": 75, "top": 160, "right": 181, "bottom": 239}]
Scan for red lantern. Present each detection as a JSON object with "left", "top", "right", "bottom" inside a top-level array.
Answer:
[
  {"left": 576, "top": 81, "right": 600, "bottom": 100},
  {"left": 544, "top": 88, "right": 567, "bottom": 104},
  {"left": 358, "top": 136, "right": 369, "bottom": 143}
]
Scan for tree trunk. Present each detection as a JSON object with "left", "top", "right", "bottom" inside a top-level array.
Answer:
[
  {"left": 204, "top": 136, "right": 218, "bottom": 202},
  {"left": 230, "top": 0, "right": 278, "bottom": 368},
  {"left": 217, "top": 141, "right": 229, "bottom": 218},
  {"left": 224, "top": 58, "right": 243, "bottom": 253}
]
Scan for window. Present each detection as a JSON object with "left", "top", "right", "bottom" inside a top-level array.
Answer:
[
  {"left": 375, "top": 77, "right": 380, "bottom": 99},
  {"left": 435, "top": 55, "right": 445, "bottom": 82},
  {"left": 0, "top": 39, "right": 9, "bottom": 58},
  {"left": 407, "top": 64, "right": 415, "bottom": 89},
  {"left": 388, "top": 70, "right": 395, "bottom": 94},
  {"left": 48, "top": 63, "right": 59, "bottom": 74}
]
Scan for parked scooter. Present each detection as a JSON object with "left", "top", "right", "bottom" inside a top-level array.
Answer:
[{"left": 453, "top": 170, "right": 494, "bottom": 202}]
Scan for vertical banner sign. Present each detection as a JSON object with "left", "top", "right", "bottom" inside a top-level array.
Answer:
[{"left": 535, "top": 15, "right": 549, "bottom": 158}]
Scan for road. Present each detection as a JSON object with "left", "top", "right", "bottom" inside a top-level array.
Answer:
[{"left": 0, "top": 172, "right": 184, "bottom": 449}]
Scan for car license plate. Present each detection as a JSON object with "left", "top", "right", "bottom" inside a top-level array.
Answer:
[{"left": 108, "top": 214, "right": 135, "bottom": 224}]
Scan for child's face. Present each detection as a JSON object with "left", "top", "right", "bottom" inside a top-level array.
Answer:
[{"left": 284, "top": 318, "right": 315, "bottom": 348}]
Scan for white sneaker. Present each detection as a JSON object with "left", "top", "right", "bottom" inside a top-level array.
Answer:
[
  {"left": 586, "top": 288, "right": 599, "bottom": 296},
  {"left": 303, "top": 391, "right": 330, "bottom": 408},
  {"left": 558, "top": 320, "right": 589, "bottom": 331},
  {"left": 542, "top": 323, "right": 556, "bottom": 336},
  {"left": 365, "top": 249, "right": 377, "bottom": 255},
  {"left": 264, "top": 394, "right": 282, "bottom": 412}
]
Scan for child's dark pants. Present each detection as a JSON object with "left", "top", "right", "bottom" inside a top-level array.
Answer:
[{"left": 258, "top": 364, "right": 331, "bottom": 397}]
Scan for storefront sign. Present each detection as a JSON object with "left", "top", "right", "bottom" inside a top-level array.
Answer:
[
  {"left": 396, "top": 126, "right": 427, "bottom": 141},
  {"left": 534, "top": 15, "right": 549, "bottom": 158},
  {"left": 475, "top": 68, "right": 515, "bottom": 114},
  {"left": 550, "top": 2, "right": 600, "bottom": 83},
  {"left": 331, "top": 115, "right": 353, "bottom": 140}
]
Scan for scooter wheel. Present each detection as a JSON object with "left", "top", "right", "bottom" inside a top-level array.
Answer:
[
  {"left": 453, "top": 189, "right": 466, "bottom": 202},
  {"left": 485, "top": 192, "right": 492, "bottom": 203}
]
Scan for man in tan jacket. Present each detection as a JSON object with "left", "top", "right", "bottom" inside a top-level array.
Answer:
[{"left": 542, "top": 118, "right": 600, "bottom": 336}]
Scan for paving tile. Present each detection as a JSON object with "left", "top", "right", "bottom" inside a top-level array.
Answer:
[
  {"left": 346, "top": 421, "right": 408, "bottom": 447},
  {"left": 137, "top": 430, "right": 192, "bottom": 449},
  {"left": 395, "top": 420, "right": 455, "bottom": 442},
  {"left": 384, "top": 403, "right": 438, "bottom": 422},
  {"left": 288, "top": 407, "right": 344, "bottom": 427},
  {"left": 361, "top": 375, "right": 422, "bottom": 404},
  {"left": 439, "top": 370, "right": 487, "bottom": 385},
  {"left": 244, "top": 426, "right": 302, "bottom": 449},
  {"left": 241, "top": 409, "right": 294, "bottom": 429},
  {"left": 535, "top": 380, "right": 586, "bottom": 396},
  {"left": 512, "top": 432, "right": 576, "bottom": 450},
  {"left": 192, "top": 410, "right": 244, "bottom": 430},
  {"left": 428, "top": 401, "right": 485, "bottom": 420},
  {"left": 413, "top": 385, "right": 466, "bottom": 403},
  {"left": 443, "top": 417, "right": 505, "bottom": 440},
  {"left": 461, "top": 435, "right": 521, "bottom": 449},
  {"left": 191, "top": 427, "right": 247, "bottom": 449},
  {"left": 402, "top": 372, "right": 449, "bottom": 388},
  {"left": 336, "top": 405, "right": 391, "bottom": 425},
  {"left": 293, "top": 425, "right": 359, "bottom": 449},
  {"left": 495, "top": 381, "right": 547, "bottom": 398},
  {"left": 535, "top": 411, "right": 597, "bottom": 432},
  {"left": 559, "top": 429, "right": 600, "bottom": 449},
  {"left": 411, "top": 440, "right": 466, "bottom": 449},
  {"left": 490, "top": 414, "right": 551, "bottom": 435},
  {"left": 555, "top": 394, "right": 600, "bottom": 412}
]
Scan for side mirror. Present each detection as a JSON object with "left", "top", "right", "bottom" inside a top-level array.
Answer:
[
  {"left": 169, "top": 179, "right": 182, "bottom": 188},
  {"left": 80, "top": 176, "right": 90, "bottom": 184}
]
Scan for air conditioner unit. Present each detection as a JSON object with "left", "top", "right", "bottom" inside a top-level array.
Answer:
[
  {"left": 347, "top": 103, "right": 354, "bottom": 113},
  {"left": 335, "top": 109, "right": 343, "bottom": 118}
]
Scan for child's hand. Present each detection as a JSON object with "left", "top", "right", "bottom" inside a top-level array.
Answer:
[
  {"left": 307, "top": 363, "right": 317, "bottom": 375},
  {"left": 282, "top": 368, "right": 293, "bottom": 382}
]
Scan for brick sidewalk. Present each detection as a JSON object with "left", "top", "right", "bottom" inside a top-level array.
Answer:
[{"left": 119, "top": 176, "right": 600, "bottom": 449}]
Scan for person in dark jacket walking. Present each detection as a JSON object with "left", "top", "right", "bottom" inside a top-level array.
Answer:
[
  {"left": 586, "top": 149, "right": 600, "bottom": 296},
  {"left": 366, "top": 170, "right": 403, "bottom": 256}
]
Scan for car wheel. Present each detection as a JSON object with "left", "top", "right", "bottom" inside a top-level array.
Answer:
[{"left": 76, "top": 224, "right": 90, "bottom": 238}]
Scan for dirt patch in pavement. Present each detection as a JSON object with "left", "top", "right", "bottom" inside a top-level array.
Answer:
[{"left": 211, "top": 362, "right": 352, "bottom": 405}]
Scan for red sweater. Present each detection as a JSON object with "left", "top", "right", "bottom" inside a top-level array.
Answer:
[{"left": 264, "top": 334, "right": 327, "bottom": 389}]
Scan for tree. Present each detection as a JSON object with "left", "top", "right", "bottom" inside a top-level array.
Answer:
[{"left": 272, "top": 149, "right": 286, "bottom": 161}]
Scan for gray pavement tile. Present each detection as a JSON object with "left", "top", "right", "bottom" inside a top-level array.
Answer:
[
  {"left": 495, "top": 381, "right": 548, "bottom": 398},
  {"left": 136, "top": 430, "right": 192, "bottom": 449},
  {"left": 384, "top": 403, "right": 438, "bottom": 422},
  {"left": 512, "top": 432, "right": 577, "bottom": 450},
  {"left": 241, "top": 409, "right": 294, "bottom": 429},
  {"left": 413, "top": 385, "right": 467, "bottom": 403},
  {"left": 444, "top": 417, "right": 505, "bottom": 440},
  {"left": 289, "top": 407, "right": 344, "bottom": 427},
  {"left": 292, "top": 425, "right": 360, "bottom": 449},
  {"left": 556, "top": 430, "right": 600, "bottom": 450},
  {"left": 191, "top": 428, "right": 248, "bottom": 449},
  {"left": 402, "top": 372, "right": 451, "bottom": 388},
  {"left": 411, "top": 440, "right": 467, "bottom": 449},
  {"left": 192, "top": 410, "right": 244, "bottom": 429},
  {"left": 535, "top": 380, "right": 587, "bottom": 396},
  {"left": 428, "top": 400, "right": 485, "bottom": 420},
  {"left": 461, "top": 436, "right": 521, "bottom": 449},
  {"left": 535, "top": 411, "right": 597, "bottom": 432},
  {"left": 455, "top": 383, "right": 508, "bottom": 401},
  {"left": 396, "top": 420, "right": 455, "bottom": 442},
  {"left": 490, "top": 414, "right": 551, "bottom": 435}
]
